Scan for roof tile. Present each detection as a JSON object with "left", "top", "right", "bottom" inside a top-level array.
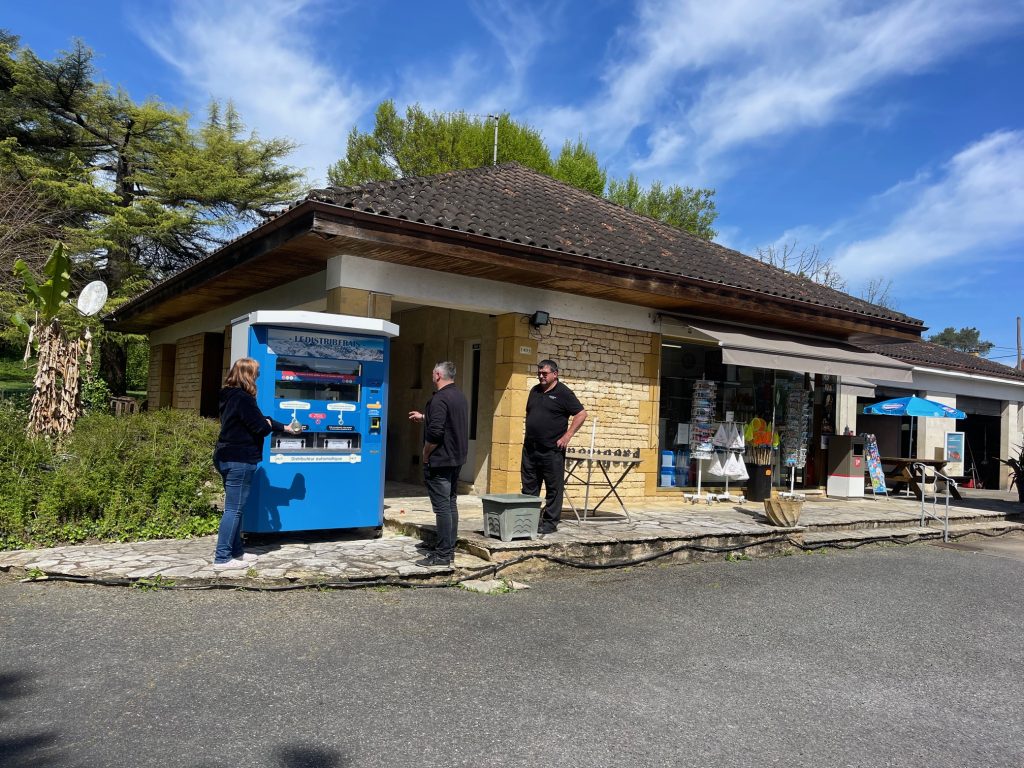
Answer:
[{"left": 308, "top": 163, "right": 921, "bottom": 326}]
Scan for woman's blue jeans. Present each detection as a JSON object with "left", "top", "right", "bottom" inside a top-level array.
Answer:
[{"left": 214, "top": 461, "right": 257, "bottom": 563}]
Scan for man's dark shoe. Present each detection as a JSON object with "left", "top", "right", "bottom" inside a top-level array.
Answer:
[
  {"left": 416, "top": 553, "right": 453, "bottom": 567},
  {"left": 538, "top": 524, "right": 558, "bottom": 534}
]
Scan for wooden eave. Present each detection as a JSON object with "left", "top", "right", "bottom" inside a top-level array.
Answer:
[{"left": 106, "top": 200, "right": 924, "bottom": 344}]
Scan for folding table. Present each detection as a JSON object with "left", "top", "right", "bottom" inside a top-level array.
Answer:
[{"left": 563, "top": 452, "right": 640, "bottom": 523}]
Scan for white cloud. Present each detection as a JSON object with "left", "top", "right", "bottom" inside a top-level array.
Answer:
[
  {"left": 831, "top": 130, "right": 1024, "bottom": 282},
  {"left": 136, "top": 0, "right": 372, "bottom": 186},
  {"left": 547, "top": 0, "right": 1024, "bottom": 179}
]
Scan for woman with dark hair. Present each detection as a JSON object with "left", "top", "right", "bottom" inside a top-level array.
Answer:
[{"left": 212, "top": 357, "right": 298, "bottom": 570}]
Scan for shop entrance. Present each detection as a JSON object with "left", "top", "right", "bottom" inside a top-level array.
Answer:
[{"left": 961, "top": 414, "right": 1001, "bottom": 489}]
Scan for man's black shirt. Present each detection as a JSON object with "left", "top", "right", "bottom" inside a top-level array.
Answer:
[{"left": 525, "top": 381, "right": 584, "bottom": 449}]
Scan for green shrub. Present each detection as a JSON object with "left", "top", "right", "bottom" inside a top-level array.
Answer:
[{"left": 0, "top": 404, "right": 223, "bottom": 549}]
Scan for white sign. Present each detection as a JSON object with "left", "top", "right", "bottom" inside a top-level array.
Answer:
[
  {"left": 269, "top": 454, "right": 362, "bottom": 464},
  {"left": 519, "top": 345, "right": 533, "bottom": 355},
  {"left": 279, "top": 401, "right": 311, "bottom": 410},
  {"left": 326, "top": 403, "right": 357, "bottom": 412}
]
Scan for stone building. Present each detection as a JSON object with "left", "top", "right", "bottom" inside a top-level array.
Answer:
[{"left": 107, "top": 164, "right": 1024, "bottom": 496}]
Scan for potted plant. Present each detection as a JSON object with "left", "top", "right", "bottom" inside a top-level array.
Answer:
[{"left": 996, "top": 444, "right": 1024, "bottom": 503}]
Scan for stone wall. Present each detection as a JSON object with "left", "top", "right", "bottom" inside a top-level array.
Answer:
[
  {"left": 147, "top": 344, "right": 176, "bottom": 410},
  {"left": 489, "top": 313, "right": 661, "bottom": 502},
  {"left": 170, "top": 333, "right": 205, "bottom": 411}
]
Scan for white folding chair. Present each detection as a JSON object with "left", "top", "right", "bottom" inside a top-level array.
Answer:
[{"left": 912, "top": 462, "right": 957, "bottom": 542}]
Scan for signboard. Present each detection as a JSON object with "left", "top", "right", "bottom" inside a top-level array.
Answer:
[
  {"left": 864, "top": 435, "right": 887, "bottom": 495},
  {"left": 945, "top": 432, "right": 965, "bottom": 477}
]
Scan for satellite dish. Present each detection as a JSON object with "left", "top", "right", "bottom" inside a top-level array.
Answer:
[{"left": 76, "top": 281, "right": 108, "bottom": 316}]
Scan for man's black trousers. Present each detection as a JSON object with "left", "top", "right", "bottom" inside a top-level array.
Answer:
[{"left": 520, "top": 443, "right": 566, "bottom": 530}]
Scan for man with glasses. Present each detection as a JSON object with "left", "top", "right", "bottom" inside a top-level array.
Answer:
[{"left": 522, "top": 359, "right": 587, "bottom": 534}]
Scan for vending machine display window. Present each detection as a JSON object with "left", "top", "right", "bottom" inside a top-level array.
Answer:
[{"left": 274, "top": 356, "right": 361, "bottom": 402}]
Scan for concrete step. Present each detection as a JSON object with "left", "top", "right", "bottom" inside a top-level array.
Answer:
[
  {"left": 800, "top": 507, "right": 1019, "bottom": 533},
  {"left": 801, "top": 520, "right": 1024, "bottom": 548}
]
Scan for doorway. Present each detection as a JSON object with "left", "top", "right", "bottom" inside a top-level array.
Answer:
[{"left": 460, "top": 340, "right": 481, "bottom": 484}]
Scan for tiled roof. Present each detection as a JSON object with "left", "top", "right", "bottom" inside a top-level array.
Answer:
[
  {"left": 307, "top": 163, "right": 921, "bottom": 327},
  {"left": 862, "top": 340, "right": 1024, "bottom": 382}
]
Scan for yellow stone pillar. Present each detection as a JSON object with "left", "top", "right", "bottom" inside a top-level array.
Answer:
[
  {"left": 325, "top": 287, "right": 392, "bottom": 319},
  {"left": 488, "top": 313, "right": 539, "bottom": 493}
]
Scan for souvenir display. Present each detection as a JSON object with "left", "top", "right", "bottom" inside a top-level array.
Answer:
[
  {"left": 781, "top": 389, "right": 811, "bottom": 468},
  {"left": 689, "top": 379, "right": 717, "bottom": 460}
]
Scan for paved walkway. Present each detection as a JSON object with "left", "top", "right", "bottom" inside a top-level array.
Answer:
[{"left": 0, "top": 484, "right": 1020, "bottom": 586}]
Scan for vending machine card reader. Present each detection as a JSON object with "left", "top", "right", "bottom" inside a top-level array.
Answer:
[{"left": 231, "top": 311, "right": 400, "bottom": 533}]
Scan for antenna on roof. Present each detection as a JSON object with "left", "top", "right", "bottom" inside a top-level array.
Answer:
[{"left": 488, "top": 114, "right": 499, "bottom": 165}]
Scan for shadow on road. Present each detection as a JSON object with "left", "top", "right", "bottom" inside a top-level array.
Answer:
[
  {"left": 275, "top": 744, "right": 348, "bottom": 767},
  {"left": 0, "top": 671, "right": 73, "bottom": 768}
]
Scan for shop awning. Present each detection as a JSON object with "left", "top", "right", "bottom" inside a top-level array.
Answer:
[{"left": 683, "top": 322, "right": 914, "bottom": 382}]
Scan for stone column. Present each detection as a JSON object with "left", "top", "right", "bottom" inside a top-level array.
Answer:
[
  {"left": 325, "top": 286, "right": 392, "bottom": 320},
  {"left": 999, "top": 399, "right": 1024, "bottom": 490},
  {"left": 488, "top": 313, "right": 537, "bottom": 494},
  {"left": 638, "top": 333, "right": 662, "bottom": 497},
  {"left": 918, "top": 391, "right": 957, "bottom": 460},
  {"left": 147, "top": 344, "right": 176, "bottom": 410}
]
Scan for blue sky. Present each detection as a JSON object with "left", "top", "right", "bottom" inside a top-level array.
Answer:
[{"left": 7, "top": 0, "right": 1024, "bottom": 364}]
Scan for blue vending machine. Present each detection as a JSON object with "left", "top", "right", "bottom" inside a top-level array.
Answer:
[{"left": 230, "top": 311, "right": 400, "bottom": 533}]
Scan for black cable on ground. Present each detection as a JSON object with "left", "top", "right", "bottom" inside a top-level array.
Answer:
[{"left": 16, "top": 526, "right": 1022, "bottom": 591}]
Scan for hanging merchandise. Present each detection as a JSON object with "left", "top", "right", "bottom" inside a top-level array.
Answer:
[
  {"left": 689, "top": 379, "right": 717, "bottom": 460},
  {"left": 707, "top": 451, "right": 725, "bottom": 476},
  {"left": 685, "top": 379, "right": 718, "bottom": 503},
  {"left": 782, "top": 389, "right": 811, "bottom": 469}
]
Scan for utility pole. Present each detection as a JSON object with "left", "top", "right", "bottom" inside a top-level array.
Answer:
[
  {"left": 1017, "top": 316, "right": 1022, "bottom": 370},
  {"left": 489, "top": 115, "right": 499, "bottom": 165}
]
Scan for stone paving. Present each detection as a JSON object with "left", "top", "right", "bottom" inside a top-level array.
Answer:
[
  {"left": 386, "top": 483, "right": 1024, "bottom": 557},
  {"left": 0, "top": 484, "right": 1019, "bottom": 587}
]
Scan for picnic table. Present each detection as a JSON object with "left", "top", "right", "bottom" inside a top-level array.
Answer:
[{"left": 881, "top": 457, "right": 962, "bottom": 501}]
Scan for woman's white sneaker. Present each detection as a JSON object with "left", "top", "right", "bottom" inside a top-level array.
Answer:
[{"left": 212, "top": 558, "right": 247, "bottom": 570}]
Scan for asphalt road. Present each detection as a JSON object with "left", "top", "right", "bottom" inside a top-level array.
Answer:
[{"left": 2, "top": 539, "right": 1022, "bottom": 768}]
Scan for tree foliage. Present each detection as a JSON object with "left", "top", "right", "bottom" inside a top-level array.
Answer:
[
  {"left": 329, "top": 100, "right": 718, "bottom": 240},
  {"left": 927, "top": 326, "right": 994, "bottom": 356},
  {"left": 606, "top": 174, "right": 718, "bottom": 240},
  {"left": 552, "top": 138, "right": 606, "bottom": 197},
  {"left": 328, "top": 101, "right": 554, "bottom": 185},
  {"left": 0, "top": 172, "right": 62, "bottom": 291},
  {"left": 1, "top": 32, "right": 305, "bottom": 291}
]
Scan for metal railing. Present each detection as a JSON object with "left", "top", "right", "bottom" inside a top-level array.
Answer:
[{"left": 912, "top": 462, "right": 958, "bottom": 542}]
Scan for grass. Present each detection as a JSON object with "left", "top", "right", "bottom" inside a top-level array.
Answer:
[{"left": 0, "top": 354, "right": 34, "bottom": 396}]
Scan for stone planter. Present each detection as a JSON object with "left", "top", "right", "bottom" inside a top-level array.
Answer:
[
  {"left": 481, "top": 493, "right": 542, "bottom": 542},
  {"left": 763, "top": 497, "right": 803, "bottom": 527}
]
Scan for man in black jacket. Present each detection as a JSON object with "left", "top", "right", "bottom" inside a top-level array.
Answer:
[{"left": 409, "top": 361, "right": 468, "bottom": 566}]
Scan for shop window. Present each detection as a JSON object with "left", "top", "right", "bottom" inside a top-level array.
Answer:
[{"left": 658, "top": 340, "right": 834, "bottom": 490}]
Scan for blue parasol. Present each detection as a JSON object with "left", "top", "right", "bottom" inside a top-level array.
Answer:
[
  {"left": 862, "top": 396, "right": 965, "bottom": 457},
  {"left": 862, "top": 396, "right": 965, "bottom": 419}
]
